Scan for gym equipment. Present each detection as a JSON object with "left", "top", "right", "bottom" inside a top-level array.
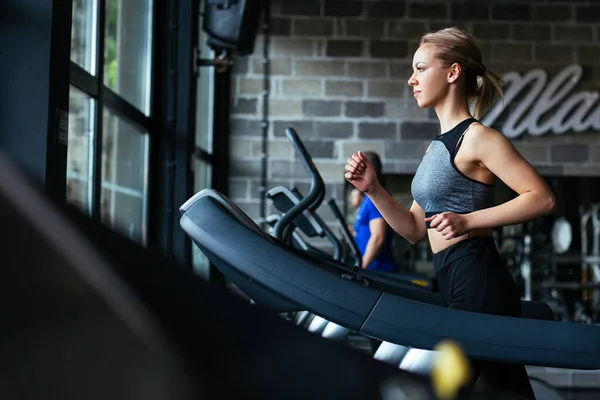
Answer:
[
  {"left": 266, "top": 186, "right": 345, "bottom": 263},
  {"left": 265, "top": 213, "right": 313, "bottom": 254},
  {"left": 374, "top": 341, "right": 410, "bottom": 365},
  {"left": 581, "top": 204, "right": 600, "bottom": 318},
  {"left": 521, "top": 234, "right": 533, "bottom": 301},
  {"left": 0, "top": 153, "right": 440, "bottom": 400},
  {"left": 529, "top": 377, "right": 566, "bottom": 400},
  {"left": 540, "top": 203, "right": 600, "bottom": 322},
  {"left": 202, "top": 0, "right": 261, "bottom": 56},
  {"left": 179, "top": 188, "right": 600, "bottom": 371},
  {"left": 266, "top": 175, "right": 360, "bottom": 268},
  {"left": 184, "top": 187, "right": 449, "bottom": 313},
  {"left": 266, "top": 127, "right": 437, "bottom": 290},
  {"left": 328, "top": 197, "right": 363, "bottom": 268}
]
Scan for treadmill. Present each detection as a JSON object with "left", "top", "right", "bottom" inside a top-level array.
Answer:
[{"left": 181, "top": 188, "right": 600, "bottom": 370}]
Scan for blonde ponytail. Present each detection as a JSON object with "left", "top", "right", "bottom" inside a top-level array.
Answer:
[{"left": 472, "top": 69, "right": 503, "bottom": 120}]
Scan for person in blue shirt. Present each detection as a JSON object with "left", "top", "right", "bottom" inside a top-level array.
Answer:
[{"left": 351, "top": 152, "right": 398, "bottom": 272}]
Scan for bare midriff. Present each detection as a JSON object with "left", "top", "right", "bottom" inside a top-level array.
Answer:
[{"left": 428, "top": 227, "right": 494, "bottom": 254}]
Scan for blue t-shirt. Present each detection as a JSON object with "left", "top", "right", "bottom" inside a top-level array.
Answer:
[{"left": 353, "top": 196, "right": 398, "bottom": 272}]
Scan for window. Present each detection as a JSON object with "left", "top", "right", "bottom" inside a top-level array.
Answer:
[
  {"left": 71, "top": 0, "right": 98, "bottom": 74},
  {"left": 68, "top": 0, "right": 153, "bottom": 246},
  {"left": 101, "top": 108, "right": 149, "bottom": 244},
  {"left": 104, "top": 0, "right": 153, "bottom": 114},
  {"left": 66, "top": 86, "right": 95, "bottom": 213}
]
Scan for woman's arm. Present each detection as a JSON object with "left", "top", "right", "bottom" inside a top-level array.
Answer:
[
  {"left": 463, "top": 125, "right": 557, "bottom": 231},
  {"left": 346, "top": 152, "right": 428, "bottom": 245}
]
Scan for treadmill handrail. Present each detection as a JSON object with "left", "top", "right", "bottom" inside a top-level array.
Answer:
[
  {"left": 273, "top": 127, "right": 325, "bottom": 243},
  {"left": 180, "top": 189, "right": 272, "bottom": 240}
]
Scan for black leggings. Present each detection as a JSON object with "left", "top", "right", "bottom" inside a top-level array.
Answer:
[{"left": 433, "top": 236, "right": 535, "bottom": 399}]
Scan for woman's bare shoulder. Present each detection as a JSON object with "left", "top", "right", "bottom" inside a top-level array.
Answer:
[{"left": 463, "top": 122, "right": 512, "bottom": 148}]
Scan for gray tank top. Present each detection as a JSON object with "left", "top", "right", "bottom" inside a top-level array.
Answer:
[{"left": 411, "top": 117, "right": 494, "bottom": 228}]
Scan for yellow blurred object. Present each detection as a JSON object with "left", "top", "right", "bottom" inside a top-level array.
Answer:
[
  {"left": 410, "top": 279, "right": 430, "bottom": 287},
  {"left": 431, "top": 340, "right": 472, "bottom": 400}
]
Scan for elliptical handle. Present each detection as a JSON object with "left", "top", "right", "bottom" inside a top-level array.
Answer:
[
  {"left": 273, "top": 127, "right": 326, "bottom": 242},
  {"left": 286, "top": 127, "right": 324, "bottom": 191}
]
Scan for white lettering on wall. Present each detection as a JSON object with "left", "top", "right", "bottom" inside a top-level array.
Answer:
[{"left": 481, "top": 64, "right": 600, "bottom": 138}]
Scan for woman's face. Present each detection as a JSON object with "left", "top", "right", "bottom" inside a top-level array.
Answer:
[{"left": 407, "top": 44, "right": 451, "bottom": 109}]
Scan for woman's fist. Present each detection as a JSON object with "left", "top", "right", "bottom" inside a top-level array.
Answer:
[
  {"left": 344, "top": 151, "right": 380, "bottom": 194},
  {"left": 425, "top": 212, "right": 469, "bottom": 240}
]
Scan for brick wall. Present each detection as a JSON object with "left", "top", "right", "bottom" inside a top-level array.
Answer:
[{"left": 228, "top": 0, "right": 600, "bottom": 224}]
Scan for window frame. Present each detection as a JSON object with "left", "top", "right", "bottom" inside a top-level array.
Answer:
[
  {"left": 68, "top": 0, "right": 155, "bottom": 245},
  {"left": 190, "top": 6, "right": 221, "bottom": 279}
]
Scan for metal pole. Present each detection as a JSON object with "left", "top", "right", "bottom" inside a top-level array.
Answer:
[{"left": 259, "top": 0, "right": 271, "bottom": 229}]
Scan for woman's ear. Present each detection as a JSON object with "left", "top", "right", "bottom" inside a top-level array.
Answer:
[{"left": 447, "top": 63, "right": 462, "bottom": 83}]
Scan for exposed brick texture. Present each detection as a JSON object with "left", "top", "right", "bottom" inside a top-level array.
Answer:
[
  {"left": 302, "top": 100, "right": 342, "bottom": 117},
  {"left": 280, "top": 1, "right": 320, "bottom": 16},
  {"left": 323, "top": 1, "right": 363, "bottom": 17},
  {"left": 551, "top": 145, "right": 589, "bottom": 163},
  {"left": 408, "top": 3, "right": 447, "bottom": 20},
  {"left": 345, "top": 101, "right": 385, "bottom": 118},
  {"left": 575, "top": 6, "right": 600, "bottom": 23},
  {"left": 326, "top": 40, "right": 363, "bottom": 57},
  {"left": 365, "top": 2, "right": 406, "bottom": 19},
  {"left": 451, "top": 3, "right": 489, "bottom": 21}
]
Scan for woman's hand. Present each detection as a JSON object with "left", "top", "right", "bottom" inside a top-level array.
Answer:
[
  {"left": 345, "top": 151, "right": 380, "bottom": 194},
  {"left": 425, "top": 212, "right": 470, "bottom": 240}
]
